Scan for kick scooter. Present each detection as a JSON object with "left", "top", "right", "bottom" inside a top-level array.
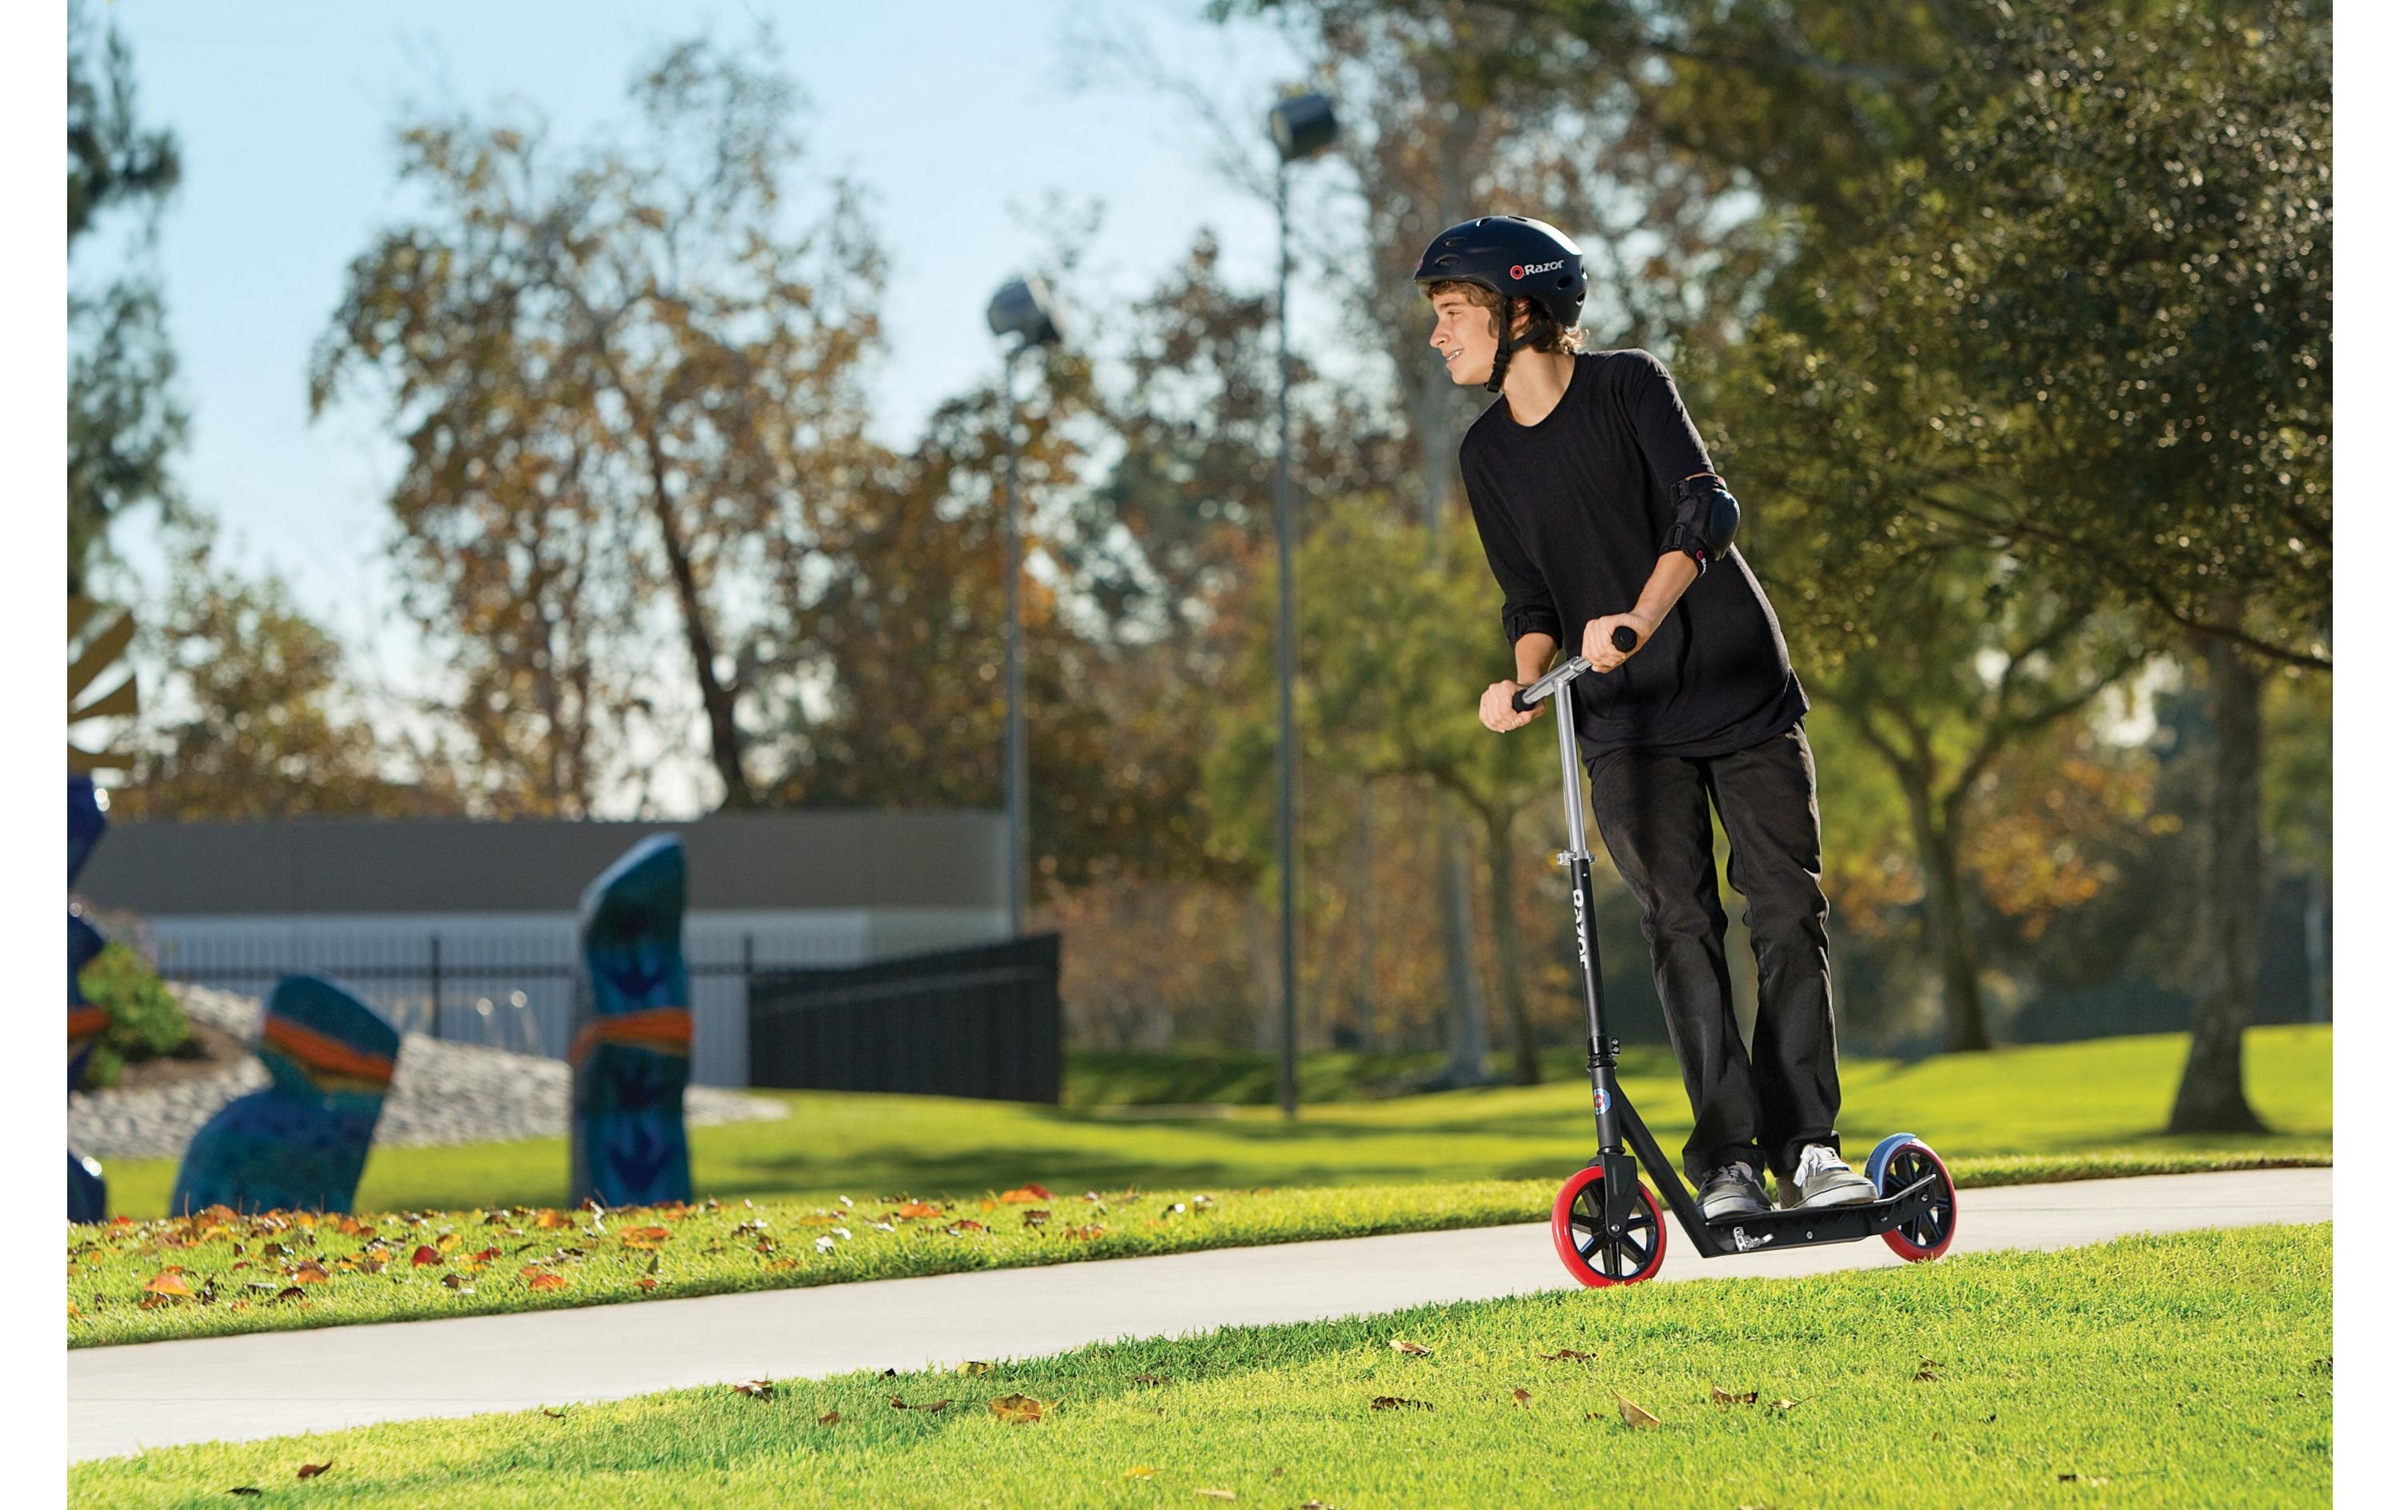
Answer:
[{"left": 1512, "top": 631, "right": 1959, "bottom": 1287}]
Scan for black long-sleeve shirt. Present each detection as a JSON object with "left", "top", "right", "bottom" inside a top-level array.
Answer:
[{"left": 1462, "top": 348, "right": 1807, "bottom": 760}]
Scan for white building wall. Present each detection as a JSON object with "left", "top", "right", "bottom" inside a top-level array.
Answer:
[{"left": 145, "top": 907, "right": 1008, "bottom": 1088}]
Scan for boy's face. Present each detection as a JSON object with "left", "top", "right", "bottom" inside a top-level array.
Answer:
[{"left": 1428, "top": 289, "right": 1500, "bottom": 387}]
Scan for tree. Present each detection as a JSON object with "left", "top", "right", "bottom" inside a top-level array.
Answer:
[
  {"left": 1732, "top": 0, "right": 2328, "bottom": 1121},
  {"left": 68, "top": 0, "right": 186, "bottom": 592},
  {"left": 1213, "top": 499, "right": 1562, "bottom": 1083},
  {"left": 109, "top": 518, "right": 463, "bottom": 821},
  {"left": 313, "top": 33, "right": 883, "bottom": 815}
]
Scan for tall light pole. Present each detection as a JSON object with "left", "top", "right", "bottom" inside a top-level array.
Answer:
[
  {"left": 986, "top": 276, "right": 1065, "bottom": 937},
  {"left": 1267, "top": 91, "right": 1338, "bottom": 1121}
]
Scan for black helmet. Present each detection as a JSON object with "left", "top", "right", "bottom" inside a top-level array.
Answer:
[{"left": 1413, "top": 216, "right": 1586, "bottom": 392}]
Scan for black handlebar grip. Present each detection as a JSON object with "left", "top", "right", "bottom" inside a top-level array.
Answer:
[
  {"left": 1510, "top": 685, "right": 1538, "bottom": 714},
  {"left": 1612, "top": 625, "right": 1639, "bottom": 653}
]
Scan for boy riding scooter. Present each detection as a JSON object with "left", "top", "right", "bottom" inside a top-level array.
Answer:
[{"left": 1419, "top": 215, "right": 1876, "bottom": 1221}]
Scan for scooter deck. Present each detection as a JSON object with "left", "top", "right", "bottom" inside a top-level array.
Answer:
[{"left": 1604, "top": 1092, "right": 1946, "bottom": 1260}]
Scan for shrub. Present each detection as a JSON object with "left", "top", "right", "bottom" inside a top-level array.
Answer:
[{"left": 77, "top": 943, "right": 192, "bottom": 1090}]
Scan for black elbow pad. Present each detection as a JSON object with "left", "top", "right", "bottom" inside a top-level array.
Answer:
[{"left": 1662, "top": 474, "right": 1740, "bottom": 572}]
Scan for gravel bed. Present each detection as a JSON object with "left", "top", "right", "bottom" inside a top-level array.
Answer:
[{"left": 68, "top": 986, "right": 788, "bottom": 1161}]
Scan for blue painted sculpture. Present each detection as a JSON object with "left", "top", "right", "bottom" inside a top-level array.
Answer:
[
  {"left": 569, "top": 834, "right": 693, "bottom": 1208},
  {"left": 170, "top": 974, "right": 399, "bottom": 1216},
  {"left": 69, "top": 775, "right": 110, "bottom": 1223}
]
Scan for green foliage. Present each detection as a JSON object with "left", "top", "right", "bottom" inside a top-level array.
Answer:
[
  {"left": 67, "top": 0, "right": 186, "bottom": 593},
  {"left": 1739, "top": 0, "right": 2329, "bottom": 664},
  {"left": 72, "top": 1224, "right": 2329, "bottom": 1507},
  {"left": 75, "top": 943, "right": 188, "bottom": 1091}
]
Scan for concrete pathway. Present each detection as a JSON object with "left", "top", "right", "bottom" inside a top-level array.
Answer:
[{"left": 69, "top": 1166, "right": 2329, "bottom": 1462}]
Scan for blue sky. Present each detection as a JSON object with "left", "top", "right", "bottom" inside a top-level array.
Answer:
[{"left": 86, "top": 0, "right": 1318, "bottom": 689}]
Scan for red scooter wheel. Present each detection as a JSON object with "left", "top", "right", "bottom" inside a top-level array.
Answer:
[
  {"left": 1551, "top": 1165, "right": 1668, "bottom": 1287},
  {"left": 1874, "top": 1141, "right": 1958, "bottom": 1262}
]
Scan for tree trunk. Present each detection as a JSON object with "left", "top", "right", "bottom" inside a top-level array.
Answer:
[
  {"left": 1482, "top": 810, "right": 1541, "bottom": 1085},
  {"left": 1901, "top": 783, "right": 1993, "bottom": 1052},
  {"left": 2168, "top": 634, "right": 2269, "bottom": 1133},
  {"left": 1434, "top": 815, "right": 1496, "bottom": 1086},
  {"left": 641, "top": 434, "right": 755, "bottom": 809}
]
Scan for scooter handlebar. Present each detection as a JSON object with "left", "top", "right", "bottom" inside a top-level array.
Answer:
[{"left": 1509, "top": 626, "right": 1639, "bottom": 713}]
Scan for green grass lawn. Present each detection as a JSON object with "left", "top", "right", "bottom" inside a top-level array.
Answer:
[
  {"left": 68, "top": 1223, "right": 2333, "bottom": 1509},
  {"left": 94, "top": 1026, "right": 2332, "bottom": 1219},
  {"left": 70, "top": 1026, "right": 2329, "bottom": 1349}
]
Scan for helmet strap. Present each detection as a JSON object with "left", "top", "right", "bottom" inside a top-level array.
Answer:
[{"left": 1483, "top": 304, "right": 1515, "bottom": 394}]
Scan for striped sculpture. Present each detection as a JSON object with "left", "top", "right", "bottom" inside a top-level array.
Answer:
[
  {"left": 69, "top": 775, "right": 110, "bottom": 1222},
  {"left": 569, "top": 833, "right": 693, "bottom": 1208},
  {"left": 170, "top": 975, "right": 400, "bottom": 1216}
]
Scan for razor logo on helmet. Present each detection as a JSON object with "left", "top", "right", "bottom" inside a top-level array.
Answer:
[{"left": 1509, "top": 260, "right": 1566, "bottom": 280}]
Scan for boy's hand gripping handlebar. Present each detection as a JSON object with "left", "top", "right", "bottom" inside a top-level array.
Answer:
[{"left": 1511, "top": 625, "right": 1638, "bottom": 713}]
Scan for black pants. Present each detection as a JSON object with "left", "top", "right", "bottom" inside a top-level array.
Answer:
[{"left": 1586, "top": 721, "right": 1841, "bottom": 1184}]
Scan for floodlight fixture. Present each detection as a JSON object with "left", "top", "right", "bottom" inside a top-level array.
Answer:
[
  {"left": 1268, "top": 91, "right": 1338, "bottom": 163},
  {"left": 987, "top": 275, "right": 1065, "bottom": 351}
]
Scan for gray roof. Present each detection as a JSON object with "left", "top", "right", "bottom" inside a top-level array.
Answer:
[{"left": 75, "top": 810, "right": 1005, "bottom": 915}]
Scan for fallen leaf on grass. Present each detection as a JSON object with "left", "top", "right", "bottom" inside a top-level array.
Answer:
[
  {"left": 1537, "top": 1349, "right": 1593, "bottom": 1363},
  {"left": 1195, "top": 1491, "right": 1236, "bottom": 1502},
  {"left": 466, "top": 1247, "right": 500, "bottom": 1265},
  {"left": 1913, "top": 1359, "right": 1939, "bottom": 1384},
  {"left": 410, "top": 1246, "right": 443, "bottom": 1268},
  {"left": 1131, "top": 1373, "right": 1168, "bottom": 1386},
  {"left": 816, "top": 1409, "right": 841, "bottom": 1425},
  {"left": 1509, "top": 1388, "right": 1532, "bottom": 1405},
  {"left": 291, "top": 1262, "right": 330, "bottom": 1285},
  {"left": 2057, "top": 1474, "right": 2111, "bottom": 1486},
  {"left": 227, "top": 1488, "right": 262, "bottom": 1497},
  {"left": 1064, "top": 1224, "right": 1107, "bottom": 1240},
  {"left": 535, "top": 1210, "right": 571, "bottom": 1229},
  {"left": 542, "top": 1409, "right": 569, "bottom": 1419},
  {"left": 1389, "top": 1338, "right": 1432, "bottom": 1357},
  {"left": 295, "top": 1461, "right": 331, "bottom": 1480},
  {"left": 1768, "top": 1398, "right": 1803, "bottom": 1412},
  {"left": 893, "top": 1201, "right": 942, "bottom": 1219},
  {"left": 989, "top": 1393, "right": 1045, "bottom": 1424},
  {"left": 1711, "top": 1386, "right": 1759, "bottom": 1406},
  {"left": 621, "top": 1226, "right": 672, "bottom": 1250},
  {"left": 1615, "top": 1393, "right": 1660, "bottom": 1428},
  {"left": 441, "top": 1274, "right": 474, "bottom": 1293},
  {"left": 1124, "top": 1466, "right": 1158, "bottom": 1480},
  {"left": 1370, "top": 1396, "right": 1432, "bottom": 1412},
  {"left": 889, "top": 1396, "right": 951, "bottom": 1412},
  {"left": 734, "top": 1379, "right": 774, "bottom": 1400},
  {"left": 957, "top": 1360, "right": 995, "bottom": 1376},
  {"left": 142, "top": 1272, "right": 193, "bottom": 1299},
  {"left": 998, "top": 1184, "right": 1054, "bottom": 1203},
  {"left": 523, "top": 1272, "right": 568, "bottom": 1292}
]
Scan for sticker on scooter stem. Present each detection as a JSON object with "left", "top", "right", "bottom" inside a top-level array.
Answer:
[{"left": 1591, "top": 1089, "right": 1610, "bottom": 1114}]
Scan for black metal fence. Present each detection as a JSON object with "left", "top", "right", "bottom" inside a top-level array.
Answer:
[{"left": 747, "top": 934, "right": 1061, "bottom": 1104}]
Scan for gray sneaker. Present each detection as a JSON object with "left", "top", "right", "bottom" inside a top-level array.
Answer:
[
  {"left": 1779, "top": 1144, "right": 1876, "bottom": 1209},
  {"left": 1697, "top": 1162, "right": 1771, "bottom": 1221}
]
